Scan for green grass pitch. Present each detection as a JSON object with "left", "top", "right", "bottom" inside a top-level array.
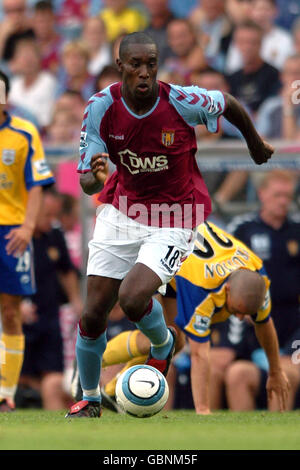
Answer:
[{"left": 0, "top": 409, "right": 300, "bottom": 450}]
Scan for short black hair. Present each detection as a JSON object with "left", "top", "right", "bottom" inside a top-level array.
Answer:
[
  {"left": 0, "top": 69, "right": 10, "bottom": 96},
  {"left": 119, "top": 32, "right": 158, "bottom": 60}
]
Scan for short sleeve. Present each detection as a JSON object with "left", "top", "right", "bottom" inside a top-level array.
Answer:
[
  {"left": 77, "top": 91, "right": 113, "bottom": 173},
  {"left": 24, "top": 124, "right": 55, "bottom": 189},
  {"left": 169, "top": 84, "right": 226, "bottom": 133},
  {"left": 253, "top": 287, "right": 272, "bottom": 324}
]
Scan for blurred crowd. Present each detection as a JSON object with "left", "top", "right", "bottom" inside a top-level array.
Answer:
[{"left": 0, "top": 0, "right": 299, "bottom": 412}]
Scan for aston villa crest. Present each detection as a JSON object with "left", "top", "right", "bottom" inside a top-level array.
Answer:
[{"left": 161, "top": 129, "right": 175, "bottom": 147}]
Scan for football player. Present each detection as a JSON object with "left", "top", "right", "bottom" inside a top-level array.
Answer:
[{"left": 0, "top": 69, "right": 55, "bottom": 412}]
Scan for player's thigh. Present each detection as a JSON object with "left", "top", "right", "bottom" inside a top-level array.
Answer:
[
  {"left": 87, "top": 204, "right": 142, "bottom": 280},
  {"left": 210, "top": 347, "right": 237, "bottom": 372},
  {"left": 225, "top": 360, "right": 261, "bottom": 391},
  {"left": 137, "top": 227, "right": 195, "bottom": 285}
]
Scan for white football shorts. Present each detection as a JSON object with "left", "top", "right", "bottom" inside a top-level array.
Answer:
[{"left": 86, "top": 204, "right": 196, "bottom": 286}]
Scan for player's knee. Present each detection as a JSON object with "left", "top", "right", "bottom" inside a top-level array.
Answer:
[
  {"left": 118, "top": 291, "right": 149, "bottom": 323},
  {"left": 280, "top": 356, "right": 300, "bottom": 389},
  {"left": 225, "top": 361, "right": 258, "bottom": 389},
  {"left": 0, "top": 298, "right": 21, "bottom": 330},
  {"left": 80, "top": 307, "right": 107, "bottom": 338}
]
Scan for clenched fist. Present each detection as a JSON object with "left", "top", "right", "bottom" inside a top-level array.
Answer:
[
  {"left": 249, "top": 140, "right": 274, "bottom": 165},
  {"left": 91, "top": 152, "right": 109, "bottom": 184}
]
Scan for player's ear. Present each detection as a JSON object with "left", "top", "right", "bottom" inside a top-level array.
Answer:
[{"left": 116, "top": 58, "right": 123, "bottom": 73}]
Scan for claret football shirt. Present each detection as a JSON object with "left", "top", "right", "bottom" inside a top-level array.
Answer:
[{"left": 78, "top": 81, "right": 226, "bottom": 228}]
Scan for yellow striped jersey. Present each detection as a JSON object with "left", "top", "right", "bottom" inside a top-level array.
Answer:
[
  {"left": 0, "top": 112, "right": 55, "bottom": 225},
  {"left": 170, "top": 221, "right": 271, "bottom": 342}
]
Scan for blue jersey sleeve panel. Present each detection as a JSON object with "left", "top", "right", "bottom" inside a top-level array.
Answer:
[
  {"left": 8, "top": 124, "right": 54, "bottom": 190},
  {"left": 77, "top": 87, "right": 114, "bottom": 173},
  {"left": 175, "top": 275, "right": 212, "bottom": 342},
  {"left": 169, "top": 84, "right": 226, "bottom": 133}
]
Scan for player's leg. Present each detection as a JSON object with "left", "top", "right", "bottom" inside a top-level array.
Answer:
[
  {"left": 0, "top": 293, "right": 24, "bottom": 411},
  {"left": 102, "top": 295, "right": 184, "bottom": 368},
  {"left": 101, "top": 355, "right": 148, "bottom": 412},
  {"left": 119, "top": 263, "right": 176, "bottom": 375},
  {"left": 102, "top": 329, "right": 149, "bottom": 367},
  {"left": 67, "top": 275, "right": 121, "bottom": 417},
  {"left": 224, "top": 360, "right": 261, "bottom": 410},
  {"left": 0, "top": 229, "right": 35, "bottom": 411}
]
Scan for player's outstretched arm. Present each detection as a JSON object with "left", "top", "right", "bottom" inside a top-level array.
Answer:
[
  {"left": 222, "top": 92, "right": 274, "bottom": 165},
  {"left": 188, "top": 338, "right": 212, "bottom": 415},
  {"left": 254, "top": 318, "right": 290, "bottom": 412},
  {"left": 80, "top": 152, "right": 109, "bottom": 195}
]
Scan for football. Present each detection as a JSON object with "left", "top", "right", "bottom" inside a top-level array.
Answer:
[{"left": 115, "top": 364, "right": 169, "bottom": 418}]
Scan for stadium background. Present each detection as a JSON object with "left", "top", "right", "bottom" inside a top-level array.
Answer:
[{"left": 0, "top": 0, "right": 300, "bottom": 413}]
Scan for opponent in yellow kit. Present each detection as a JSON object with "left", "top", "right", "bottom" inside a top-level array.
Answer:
[
  {"left": 169, "top": 221, "right": 271, "bottom": 343},
  {"left": 0, "top": 70, "right": 55, "bottom": 411}
]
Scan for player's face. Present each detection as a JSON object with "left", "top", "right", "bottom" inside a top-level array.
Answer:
[
  {"left": 226, "top": 288, "right": 254, "bottom": 319},
  {"left": 259, "top": 179, "right": 295, "bottom": 219},
  {"left": 118, "top": 43, "right": 158, "bottom": 101}
]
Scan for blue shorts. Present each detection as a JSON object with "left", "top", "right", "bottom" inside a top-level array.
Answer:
[{"left": 0, "top": 225, "right": 35, "bottom": 296}]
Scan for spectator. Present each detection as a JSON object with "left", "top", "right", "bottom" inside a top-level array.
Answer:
[
  {"left": 52, "top": 0, "right": 96, "bottom": 40},
  {"left": 143, "top": 0, "right": 175, "bottom": 66},
  {"left": 226, "top": 0, "right": 295, "bottom": 72},
  {"left": 0, "top": 0, "right": 34, "bottom": 62},
  {"left": 99, "top": 0, "right": 147, "bottom": 43},
  {"left": 292, "top": 17, "right": 300, "bottom": 55},
  {"left": 31, "top": 0, "right": 64, "bottom": 76},
  {"left": 95, "top": 64, "right": 121, "bottom": 91},
  {"left": 57, "top": 193, "right": 82, "bottom": 270},
  {"left": 274, "top": 0, "right": 300, "bottom": 31},
  {"left": 56, "top": 40, "right": 95, "bottom": 101},
  {"left": 81, "top": 16, "right": 112, "bottom": 76},
  {"left": 225, "top": 0, "right": 254, "bottom": 26},
  {"left": 226, "top": 170, "right": 300, "bottom": 411},
  {"left": 227, "top": 20, "right": 281, "bottom": 114},
  {"left": 189, "top": 0, "right": 233, "bottom": 70},
  {"left": 256, "top": 54, "right": 300, "bottom": 140},
  {"left": 191, "top": 68, "right": 250, "bottom": 210},
  {"left": 8, "top": 38, "right": 57, "bottom": 128},
  {"left": 159, "top": 18, "right": 207, "bottom": 85},
  {"left": 54, "top": 89, "right": 86, "bottom": 125},
  {"left": 168, "top": 0, "right": 197, "bottom": 18},
  {"left": 46, "top": 108, "right": 79, "bottom": 145},
  {"left": 19, "top": 189, "right": 82, "bottom": 410}
]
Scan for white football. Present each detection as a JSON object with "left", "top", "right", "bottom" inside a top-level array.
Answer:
[{"left": 115, "top": 365, "right": 169, "bottom": 418}]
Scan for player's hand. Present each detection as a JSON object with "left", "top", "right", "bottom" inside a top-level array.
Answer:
[
  {"left": 266, "top": 370, "right": 290, "bottom": 412},
  {"left": 5, "top": 225, "right": 33, "bottom": 257},
  {"left": 90, "top": 152, "right": 109, "bottom": 184},
  {"left": 249, "top": 140, "right": 274, "bottom": 165},
  {"left": 20, "top": 300, "right": 38, "bottom": 325}
]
